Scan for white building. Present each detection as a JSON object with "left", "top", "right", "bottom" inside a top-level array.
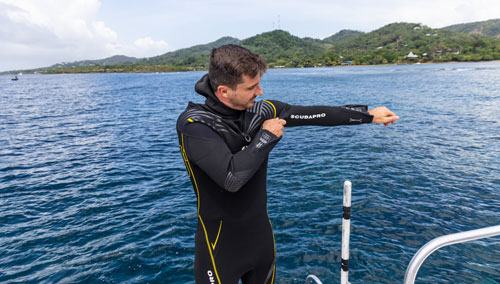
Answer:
[{"left": 407, "top": 51, "right": 419, "bottom": 58}]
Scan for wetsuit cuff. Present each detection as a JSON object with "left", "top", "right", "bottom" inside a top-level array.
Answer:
[
  {"left": 341, "top": 105, "right": 373, "bottom": 123},
  {"left": 249, "top": 129, "right": 280, "bottom": 153}
]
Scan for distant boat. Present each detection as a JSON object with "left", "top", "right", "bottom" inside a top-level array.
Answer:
[{"left": 11, "top": 75, "right": 18, "bottom": 81}]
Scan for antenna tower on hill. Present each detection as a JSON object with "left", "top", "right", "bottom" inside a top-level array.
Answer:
[{"left": 272, "top": 15, "right": 281, "bottom": 30}]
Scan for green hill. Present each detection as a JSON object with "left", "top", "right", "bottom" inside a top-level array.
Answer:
[
  {"left": 326, "top": 22, "right": 500, "bottom": 64},
  {"left": 143, "top": 36, "right": 240, "bottom": 67},
  {"left": 147, "top": 30, "right": 330, "bottom": 68},
  {"left": 1, "top": 55, "right": 140, "bottom": 74},
  {"left": 31, "top": 37, "right": 240, "bottom": 74},
  {"left": 323, "top": 29, "right": 364, "bottom": 44},
  {"left": 240, "top": 30, "right": 328, "bottom": 67},
  {"left": 442, "top": 19, "right": 500, "bottom": 38},
  {"left": 49, "top": 55, "right": 140, "bottom": 69}
]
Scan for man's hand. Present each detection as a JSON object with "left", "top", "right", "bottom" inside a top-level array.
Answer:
[
  {"left": 262, "top": 118, "right": 286, "bottom": 137},
  {"left": 368, "top": 107, "right": 400, "bottom": 126}
]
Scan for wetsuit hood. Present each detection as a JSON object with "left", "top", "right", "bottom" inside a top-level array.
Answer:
[{"left": 195, "top": 74, "right": 242, "bottom": 117}]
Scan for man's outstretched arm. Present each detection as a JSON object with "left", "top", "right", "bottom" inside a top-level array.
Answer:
[{"left": 265, "top": 100, "right": 399, "bottom": 127}]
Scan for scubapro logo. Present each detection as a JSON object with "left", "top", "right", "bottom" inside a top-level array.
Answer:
[
  {"left": 349, "top": 118, "right": 362, "bottom": 123},
  {"left": 207, "top": 270, "right": 215, "bottom": 283},
  {"left": 291, "top": 113, "right": 326, "bottom": 119}
]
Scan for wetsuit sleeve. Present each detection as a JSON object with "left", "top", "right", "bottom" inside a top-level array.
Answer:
[
  {"left": 267, "top": 100, "right": 374, "bottom": 127},
  {"left": 180, "top": 122, "right": 280, "bottom": 193}
]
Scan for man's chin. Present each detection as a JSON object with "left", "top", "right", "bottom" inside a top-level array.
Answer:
[{"left": 247, "top": 98, "right": 257, "bottom": 108}]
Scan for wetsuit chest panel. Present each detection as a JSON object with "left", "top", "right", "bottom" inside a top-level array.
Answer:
[{"left": 183, "top": 102, "right": 273, "bottom": 154}]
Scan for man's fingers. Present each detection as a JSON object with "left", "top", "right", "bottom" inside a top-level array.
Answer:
[
  {"left": 388, "top": 115, "right": 399, "bottom": 121},
  {"left": 382, "top": 115, "right": 399, "bottom": 126},
  {"left": 263, "top": 118, "right": 286, "bottom": 137},
  {"left": 276, "top": 118, "right": 286, "bottom": 125}
]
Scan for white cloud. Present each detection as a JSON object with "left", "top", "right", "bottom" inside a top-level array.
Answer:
[
  {"left": 105, "top": 37, "right": 170, "bottom": 58},
  {"left": 92, "top": 21, "right": 117, "bottom": 41},
  {"left": 0, "top": 0, "right": 170, "bottom": 71},
  {"left": 134, "top": 37, "right": 168, "bottom": 50},
  {"left": 132, "top": 37, "right": 169, "bottom": 57}
]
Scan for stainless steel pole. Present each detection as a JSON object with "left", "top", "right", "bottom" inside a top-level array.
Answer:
[{"left": 341, "top": 181, "right": 352, "bottom": 284}]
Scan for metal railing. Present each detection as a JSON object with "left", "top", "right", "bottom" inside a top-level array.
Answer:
[
  {"left": 304, "top": 181, "right": 500, "bottom": 284},
  {"left": 305, "top": 274, "right": 323, "bottom": 284},
  {"left": 404, "top": 224, "right": 500, "bottom": 284}
]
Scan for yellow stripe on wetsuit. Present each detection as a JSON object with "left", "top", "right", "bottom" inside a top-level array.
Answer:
[
  {"left": 212, "top": 221, "right": 222, "bottom": 250},
  {"left": 263, "top": 100, "right": 277, "bottom": 118}
]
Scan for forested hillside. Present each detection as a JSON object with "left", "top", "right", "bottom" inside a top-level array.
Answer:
[{"left": 8, "top": 19, "right": 499, "bottom": 74}]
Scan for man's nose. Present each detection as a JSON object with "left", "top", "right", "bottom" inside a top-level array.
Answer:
[{"left": 256, "top": 85, "right": 263, "bottom": 96}]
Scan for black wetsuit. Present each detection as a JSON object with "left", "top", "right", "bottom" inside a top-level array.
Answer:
[{"left": 176, "top": 74, "right": 373, "bottom": 284}]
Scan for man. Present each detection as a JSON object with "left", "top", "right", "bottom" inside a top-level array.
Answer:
[{"left": 177, "top": 44, "right": 399, "bottom": 284}]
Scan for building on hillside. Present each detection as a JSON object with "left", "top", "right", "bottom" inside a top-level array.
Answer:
[{"left": 407, "top": 52, "right": 419, "bottom": 59}]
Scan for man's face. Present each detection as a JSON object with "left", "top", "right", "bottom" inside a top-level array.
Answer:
[{"left": 226, "top": 74, "right": 263, "bottom": 110}]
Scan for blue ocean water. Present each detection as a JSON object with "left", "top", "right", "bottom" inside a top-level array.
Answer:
[{"left": 1, "top": 62, "right": 499, "bottom": 284}]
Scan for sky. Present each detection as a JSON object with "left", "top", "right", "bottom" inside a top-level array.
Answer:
[{"left": 1, "top": 0, "right": 500, "bottom": 72}]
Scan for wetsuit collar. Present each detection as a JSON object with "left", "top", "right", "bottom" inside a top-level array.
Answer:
[{"left": 195, "top": 74, "right": 243, "bottom": 117}]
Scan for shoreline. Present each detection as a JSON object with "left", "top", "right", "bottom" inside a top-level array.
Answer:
[
  {"left": 313, "top": 59, "right": 500, "bottom": 69},
  {"left": 3, "top": 60, "right": 500, "bottom": 76}
]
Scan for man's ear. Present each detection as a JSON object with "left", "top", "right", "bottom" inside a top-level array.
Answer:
[{"left": 217, "top": 85, "right": 230, "bottom": 99}]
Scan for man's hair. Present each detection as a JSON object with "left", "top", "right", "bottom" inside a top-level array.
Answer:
[{"left": 208, "top": 44, "right": 267, "bottom": 91}]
